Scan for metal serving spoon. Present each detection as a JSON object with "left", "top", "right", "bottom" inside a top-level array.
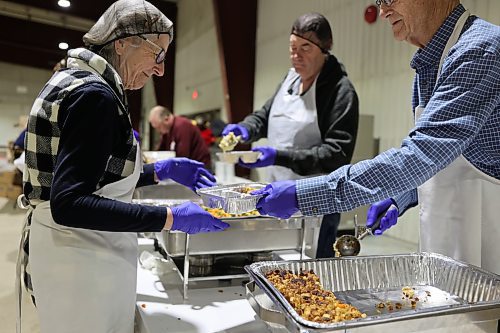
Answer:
[{"left": 333, "top": 214, "right": 382, "bottom": 257}]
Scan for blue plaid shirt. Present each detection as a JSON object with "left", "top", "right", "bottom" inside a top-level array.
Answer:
[{"left": 297, "top": 4, "right": 500, "bottom": 216}]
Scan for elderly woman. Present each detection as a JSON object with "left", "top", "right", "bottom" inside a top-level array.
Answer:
[{"left": 16, "top": 1, "right": 229, "bottom": 332}]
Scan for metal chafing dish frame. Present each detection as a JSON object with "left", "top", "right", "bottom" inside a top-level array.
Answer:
[
  {"left": 244, "top": 253, "right": 500, "bottom": 332},
  {"left": 169, "top": 214, "right": 321, "bottom": 299},
  {"left": 133, "top": 197, "right": 321, "bottom": 300}
]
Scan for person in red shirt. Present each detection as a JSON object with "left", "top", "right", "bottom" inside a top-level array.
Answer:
[
  {"left": 149, "top": 105, "right": 211, "bottom": 168},
  {"left": 196, "top": 118, "right": 216, "bottom": 148}
]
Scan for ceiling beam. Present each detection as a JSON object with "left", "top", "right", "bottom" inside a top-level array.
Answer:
[{"left": 0, "top": 0, "right": 94, "bottom": 32}]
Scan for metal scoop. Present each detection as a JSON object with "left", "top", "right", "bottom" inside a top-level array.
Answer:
[{"left": 333, "top": 214, "right": 382, "bottom": 257}]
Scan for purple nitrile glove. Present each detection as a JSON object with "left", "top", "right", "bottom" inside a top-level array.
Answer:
[
  {"left": 133, "top": 129, "right": 141, "bottom": 143},
  {"left": 366, "top": 198, "right": 399, "bottom": 235},
  {"left": 252, "top": 180, "right": 299, "bottom": 219},
  {"left": 170, "top": 202, "right": 230, "bottom": 234},
  {"left": 238, "top": 146, "right": 276, "bottom": 168},
  {"left": 154, "top": 158, "right": 216, "bottom": 192},
  {"left": 221, "top": 124, "right": 249, "bottom": 141}
]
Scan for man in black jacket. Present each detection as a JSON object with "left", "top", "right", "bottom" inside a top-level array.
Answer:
[{"left": 222, "top": 12, "right": 358, "bottom": 258}]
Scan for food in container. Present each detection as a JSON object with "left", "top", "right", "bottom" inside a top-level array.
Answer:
[
  {"left": 245, "top": 253, "right": 500, "bottom": 331},
  {"left": 219, "top": 132, "right": 241, "bottom": 152},
  {"left": 202, "top": 205, "right": 260, "bottom": 218},
  {"left": 265, "top": 269, "right": 366, "bottom": 323},
  {"left": 197, "top": 182, "right": 266, "bottom": 214}
]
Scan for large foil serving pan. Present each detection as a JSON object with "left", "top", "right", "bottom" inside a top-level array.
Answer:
[
  {"left": 245, "top": 253, "right": 500, "bottom": 332},
  {"left": 197, "top": 182, "right": 267, "bottom": 214}
]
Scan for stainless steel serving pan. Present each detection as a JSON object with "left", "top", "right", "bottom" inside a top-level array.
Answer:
[
  {"left": 160, "top": 215, "right": 321, "bottom": 257},
  {"left": 133, "top": 184, "right": 322, "bottom": 257},
  {"left": 245, "top": 253, "right": 500, "bottom": 332}
]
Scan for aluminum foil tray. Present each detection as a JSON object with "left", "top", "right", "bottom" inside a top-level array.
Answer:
[
  {"left": 197, "top": 182, "right": 267, "bottom": 214},
  {"left": 245, "top": 253, "right": 500, "bottom": 331}
]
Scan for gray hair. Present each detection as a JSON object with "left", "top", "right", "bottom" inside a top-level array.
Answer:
[
  {"left": 96, "top": 34, "right": 156, "bottom": 70},
  {"left": 150, "top": 105, "right": 172, "bottom": 120},
  {"left": 97, "top": 42, "right": 120, "bottom": 69}
]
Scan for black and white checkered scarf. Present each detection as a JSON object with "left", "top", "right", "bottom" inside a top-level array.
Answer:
[{"left": 23, "top": 48, "right": 137, "bottom": 203}]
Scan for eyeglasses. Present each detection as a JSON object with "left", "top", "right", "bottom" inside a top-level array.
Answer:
[
  {"left": 138, "top": 35, "right": 166, "bottom": 64},
  {"left": 375, "top": 0, "right": 394, "bottom": 7}
]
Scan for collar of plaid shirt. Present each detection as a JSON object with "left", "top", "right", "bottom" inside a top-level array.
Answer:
[
  {"left": 410, "top": 4, "right": 467, "bottom": 70},
  {"left": 66, "top": 48, "right": 128, "bottom": 112},
  {"left": 24, "top": 48, "right": 137, "bottom": 202}
]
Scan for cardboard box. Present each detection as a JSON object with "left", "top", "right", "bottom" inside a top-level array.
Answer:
[
  {"left": 0, "top": 184, "right": 23, "bottom": 200},
  {"left": 6, "top": 185, "right": 22, "bottom": 200},
  {"left": 0, "top": 184, "right": 7, "bottom": 197},
  {"left": 0, "top": 170, "right": 16, "bottom": 185}
]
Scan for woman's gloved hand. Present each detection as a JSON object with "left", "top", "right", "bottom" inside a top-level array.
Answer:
[
  {"left": 252, "top": 180, "right": 298, "bottom": 219},
  {"left": 221, "top": 124, "right": 249, "bottom": 141},
  {"left": 366, "top": 198, "right": 399, "bottom": 235},
  {"left": 238, "top": 146, "right": 276, "bottom": 168},
  {"left": 154, "top": 158, "right": 216, "bottom": 192},
  {"left": 133, "top": 129, "right": 141, "bottom": 143},
  {"left": 170, "top": 202, "right": 230, "bottom": 234}
]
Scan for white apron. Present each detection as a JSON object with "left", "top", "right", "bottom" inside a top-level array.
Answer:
[
  {"left": 416, "top": 10, "right": 500, "bottom": 275},
  {"left": 23, "top": 145, "right": 142, "bottom": 333},
  {"left": 267, "top": 70, "right": 323, "bottom": 181}
]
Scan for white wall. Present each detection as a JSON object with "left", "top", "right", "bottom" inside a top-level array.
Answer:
[
  {"left": 173, "top": 0, "right": 225, "bottom": 119},
  {"left": 0, "top": 62, "right": 52, "bottom": 147}
]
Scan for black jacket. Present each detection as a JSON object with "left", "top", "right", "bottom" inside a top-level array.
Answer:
[{"left": 240, "top": 54, "right": 359, "bottom": 176}]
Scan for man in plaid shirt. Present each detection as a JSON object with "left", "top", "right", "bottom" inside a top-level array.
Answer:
[{"left": 253, "top": 0, "right": 500, "bottom": 281}]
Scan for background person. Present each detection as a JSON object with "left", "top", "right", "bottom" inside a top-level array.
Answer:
[
  {"left": 149, "top": 105, "right": 211, "bottom": 169},
  {"left": 17, "top": 1, "right": 228, "bottom": 332},
  {"left": 195, "top": 116, "right": 217, "bottom": 148},
  {"left": 222, "top": 12, "right": 358, "bottom": 258},
  {"left": 252, "top": 0, "right": 500, "bottom": 281},
  {"left": 12, "top": 128, "right": 26, "bottom": 173}
]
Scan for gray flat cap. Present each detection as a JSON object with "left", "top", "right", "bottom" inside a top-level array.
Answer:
[{"left": 83, "top": 0, "right": 174, "bottom": 47}]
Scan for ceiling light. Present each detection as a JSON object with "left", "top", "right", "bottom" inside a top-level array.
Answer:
[
  {"left": 16, "top": 85, "right": 28, "bottom": 94},
  {"left": 58, "top": 0, "right": 71, "bottom": 8},
  {"left": 58, "top": 42, "right": 69, "bottom": 50}
]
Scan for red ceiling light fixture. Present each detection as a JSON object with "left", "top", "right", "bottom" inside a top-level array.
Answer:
[{"left": 364, "top": 5, "right": 378, "bottom": 24}]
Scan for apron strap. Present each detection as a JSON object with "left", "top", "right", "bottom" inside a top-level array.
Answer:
[
  {"left": 16, "top": 208, "right": 35, "bottom": 333},
  {"left": 17, "top": 195, "right": 30, "bottom": 210},
  {"left": 437, "top": 10, "right": 470, "bottom": 78}
]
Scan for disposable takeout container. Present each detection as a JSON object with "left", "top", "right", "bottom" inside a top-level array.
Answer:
[
  {"left": 143, "top": 151, "right": 176, "bottom": 163},
  {"left": 216, "top": 151, "right": 261, "bottom": 164},
  {"left": 197, "top": 182, "right": 267, "bottom": 214}
]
